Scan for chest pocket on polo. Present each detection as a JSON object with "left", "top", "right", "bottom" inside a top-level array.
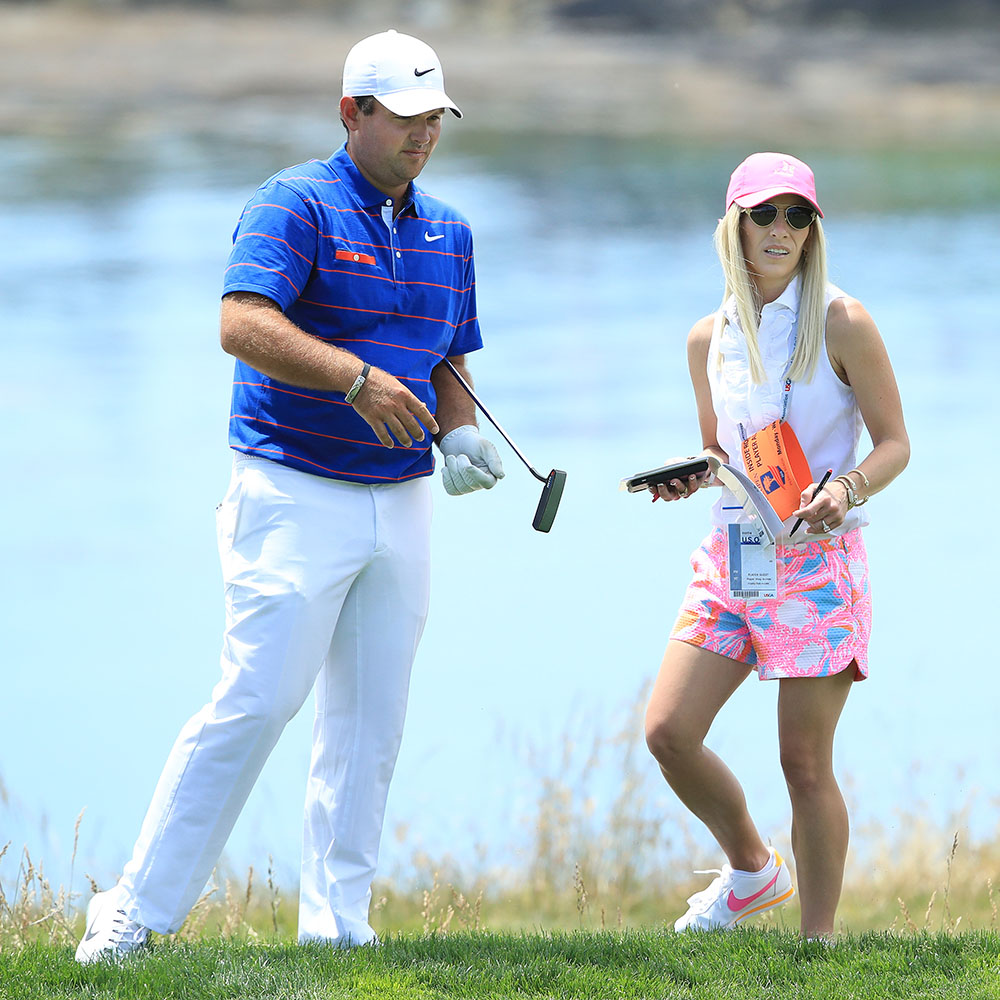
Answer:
[{"left": 334, "top": 248, "right": 377, "bottom": 266}]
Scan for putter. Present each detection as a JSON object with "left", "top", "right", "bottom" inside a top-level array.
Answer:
[{"left": 443, "top": 358, "right": 566, "bottom": 532}]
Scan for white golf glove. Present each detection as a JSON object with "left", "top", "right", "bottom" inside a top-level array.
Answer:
[{"left": 439, "top": 424, "right": 505, "bottom": 496}]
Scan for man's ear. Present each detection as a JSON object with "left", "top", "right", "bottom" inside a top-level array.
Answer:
[{"left": 340, "top": 96, "right": 361, "bottom": 131}]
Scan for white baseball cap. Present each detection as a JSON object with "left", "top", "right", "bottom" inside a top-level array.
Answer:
[{"left": 342, "top": 29, "right": 462, "bottom": 119}]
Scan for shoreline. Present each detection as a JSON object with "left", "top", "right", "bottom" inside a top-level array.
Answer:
[{"left": 2, "top": 6, "right": 1000, "bottom": 147}]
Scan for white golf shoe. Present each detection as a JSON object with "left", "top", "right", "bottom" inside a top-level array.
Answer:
[
  {"left": 674, "top": 848, "right": 794, "bottom": 932},
  {"left": 75, "top": 887, "right": 150, "bottom": 964}
]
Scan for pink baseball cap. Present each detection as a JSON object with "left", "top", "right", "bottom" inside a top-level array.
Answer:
[{"left": 725, "top": 152, "right": 823, "bottom": 217}]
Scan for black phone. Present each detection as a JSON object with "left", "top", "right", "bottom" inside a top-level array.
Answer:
[{"left": 622, "top": 457, "right": 710, "bottom": 493}]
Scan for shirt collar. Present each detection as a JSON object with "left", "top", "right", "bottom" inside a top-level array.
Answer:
[
  {"left": 763, "top": 274, "right": 801, "bottom": 316},
  {"left": 723, "top": 274, "right": 802, "bottom": 330},
  {"left": 329, "top": 142, "right": 420, "bottom": 217}
]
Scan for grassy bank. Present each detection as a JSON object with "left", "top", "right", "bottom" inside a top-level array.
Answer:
[
  {"left": 2, "top": 930, "right": 1000, "bottom": 1000},
  {"left": 3, "top": 700, "right": 997, "bottom": 1000},
  {"left": 2, "top": 697, "right": 998, "bottom": 947},
  {"left": 3, "top": 786, "right": 998, "bottom": 950}
]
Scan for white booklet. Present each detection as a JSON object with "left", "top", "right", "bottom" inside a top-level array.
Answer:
[{"left": 707, "top": 457, "right": 784, "bottom": 599}]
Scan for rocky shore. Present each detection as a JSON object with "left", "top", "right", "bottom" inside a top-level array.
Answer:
[{"left": 2, "top": 5, "right": 999, "bottom": 147}]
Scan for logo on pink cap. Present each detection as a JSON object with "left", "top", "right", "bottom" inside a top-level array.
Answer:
[{"left": 726, "top": 152, "right": 823, "bottom": 217}]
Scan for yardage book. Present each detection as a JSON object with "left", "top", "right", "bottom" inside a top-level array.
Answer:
[{"left": 706, "top": 458, "right": 785, "bottom": 600}]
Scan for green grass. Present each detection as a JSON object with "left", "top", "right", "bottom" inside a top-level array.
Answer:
[
  {"left": 2, "top": 930, "right": 999, "bottom": 1000},
  {"left": 3, "top": 693, "right": 999, "bottom": 995}
]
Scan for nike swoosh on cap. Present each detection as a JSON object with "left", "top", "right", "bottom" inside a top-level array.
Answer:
[
  {"left": 424, "top": 232, "right": 445, "bottom": 242},
  {"left": 726, "top": 869, "right": 780, "bottom": 911},
  {"left": 414, "top": 67, "right": 435, "bottom": 77}
]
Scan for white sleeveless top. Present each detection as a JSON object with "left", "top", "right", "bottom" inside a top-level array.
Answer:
[{"left": 706, "top": 276, "right": 869, "bottom": 539}]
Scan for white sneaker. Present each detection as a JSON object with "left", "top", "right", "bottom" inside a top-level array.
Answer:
[
  {"left": 674, "top": 848, "right": 794, "bottom": 932},
  {"left": 75, "top": 887, "right": 150, "bottom": 964}
]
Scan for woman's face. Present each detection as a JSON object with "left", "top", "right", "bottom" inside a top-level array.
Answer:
[{"left": 739, "top": 193, "right": 815, "bottom": 298}]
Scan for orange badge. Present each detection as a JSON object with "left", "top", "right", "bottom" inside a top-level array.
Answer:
[{"left": 740, "top": 420, "right": 813, "bottom": 521}]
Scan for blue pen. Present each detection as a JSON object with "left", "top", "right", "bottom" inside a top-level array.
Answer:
[{"left": 789, "top": 469, "right": 833, "bottom": 537}]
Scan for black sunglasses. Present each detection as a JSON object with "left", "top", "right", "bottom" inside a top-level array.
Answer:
[{"left": 744, "top": 204, "right": 817, "bottom": 230}]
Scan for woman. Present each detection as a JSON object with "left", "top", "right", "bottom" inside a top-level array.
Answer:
[{"left": 644, "top": 152, "right": 909, "bottom": 940}]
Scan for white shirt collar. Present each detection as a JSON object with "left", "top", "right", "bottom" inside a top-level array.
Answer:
[{"left": 724, "top": 274, "right": 801, "bottom": 327}]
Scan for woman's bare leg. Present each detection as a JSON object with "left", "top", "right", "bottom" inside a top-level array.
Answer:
[
  {"left": 645, "top": 640, "right": 768, "bottom": 873},
  {"left": 777, "top": 668, "right": 855, "bottom": 937}
]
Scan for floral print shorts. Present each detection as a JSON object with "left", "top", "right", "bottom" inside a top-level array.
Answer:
[{"left": 670, "top": 526, "right": 871, "bottom": 681}]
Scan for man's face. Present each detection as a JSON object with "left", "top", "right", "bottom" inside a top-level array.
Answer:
[{"left": 343, "top": 98, "right": 444, "bottom": 199}]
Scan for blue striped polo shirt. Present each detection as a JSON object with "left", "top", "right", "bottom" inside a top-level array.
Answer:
[{"left": 222, "top": 142, "right": 483, "bottom": 483}]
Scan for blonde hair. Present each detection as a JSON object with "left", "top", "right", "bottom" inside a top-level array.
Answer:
[{"left": 712, "top": 203, "right": 828, "bottom": 384}]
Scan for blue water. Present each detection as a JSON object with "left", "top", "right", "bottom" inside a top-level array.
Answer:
[{"left": 2, "top": 124, "right": 998, "bottom": 901}]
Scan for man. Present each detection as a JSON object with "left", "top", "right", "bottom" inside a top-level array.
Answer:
[{"left": 76, "top": 28, "right": 503, "bottom": 961}]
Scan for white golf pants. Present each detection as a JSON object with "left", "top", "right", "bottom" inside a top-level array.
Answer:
[{"left": 119, "top": 455, "right": 432, "bottom": 944}]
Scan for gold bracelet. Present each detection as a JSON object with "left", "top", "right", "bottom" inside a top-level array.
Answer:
[
  {"left": 833, "top": 475, "right": 857, "bottom": 509},
  {"left": 846, "top": 468, "right": 871, "bottom": 505}
]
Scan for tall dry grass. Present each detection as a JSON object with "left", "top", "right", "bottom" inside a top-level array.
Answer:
[{"left": 2, "top": 691, "right": 998, "bottom": 947}]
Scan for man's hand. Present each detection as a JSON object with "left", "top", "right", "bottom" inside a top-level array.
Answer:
[
  {"left": 438, "top": 424, "right": 505, "bottom": 495},
  {"left": 351, "top": 366, "right": 439, "bottom": 448}
]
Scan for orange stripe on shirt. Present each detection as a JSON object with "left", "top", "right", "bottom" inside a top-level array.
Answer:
[
  {"left": 233, "top": 381, "right": 345, "bottom": 406},
  {"left": 234, "top": 444, "right": 430, "bottom": 482},
  {"left": 298, "top": 298, "right": 469, "bottom": 330},
  {"left": 318, "top": 234, "right": 465, "bottom": 261},
  {"left": 224, "top": 262, "right": 301, "bottom": 295},
  {"left": 233, "top": 374, "right": 430, "bottom": 401},
  {"left": 304, "top": 200, "right": 385, "bottom": 223},
  {"left": 315, "top": 266, "right": 473, "bottom": 295},
  {"left": 242, "top": 202, "right": 318, "bottom": 231},
  {"left": 410, "top": 246, "right": 469, "bottom": 260},
  {"left": 235, "top": 231, "right": 313, "bottom": 264},
  {"left": 318, "top": 336, "right": 447, "bottom": 358},
  {"left": 409, "top": 203, "right": 473, "bottom": 230},
  {"left": 279, "top": 171, "right": 341, "bottom": 185},
  {"left": 231, "top": 414, "right": 424, "bottom": 450}
]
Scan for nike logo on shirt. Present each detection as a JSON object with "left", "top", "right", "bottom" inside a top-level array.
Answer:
[{"left": 424, "top": 232, "right": 445, "bottom": 242}]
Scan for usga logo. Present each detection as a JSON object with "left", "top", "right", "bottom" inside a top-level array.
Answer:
[{"left": 758, "top": 465, "right": 787, "bottom": 495}]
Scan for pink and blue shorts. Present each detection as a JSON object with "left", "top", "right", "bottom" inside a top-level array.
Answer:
[{"left": 670, "top": 527, "right": 871, "bottom": 681}]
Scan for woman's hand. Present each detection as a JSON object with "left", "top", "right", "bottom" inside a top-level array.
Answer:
[
  {"left": 794, "top": 478, "right": 850, "bottom": 534},
  {"left": 651, "top": 469, "right": 713, "bottom": 503}
]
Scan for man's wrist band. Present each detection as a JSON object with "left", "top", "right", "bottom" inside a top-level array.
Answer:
[{"left": 345, "top": 362, "right": 371, "bottom": 405}]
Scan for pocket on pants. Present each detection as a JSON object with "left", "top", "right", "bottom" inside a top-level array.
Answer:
[{"left": 216, "top": 471, "right": 245, "bottom": 555}]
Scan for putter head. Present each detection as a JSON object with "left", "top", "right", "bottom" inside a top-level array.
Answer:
[{"left": 532, "top": 469, "right": 566, "bottom": 533}]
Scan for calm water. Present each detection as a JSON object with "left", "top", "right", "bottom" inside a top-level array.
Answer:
[{"left": 3, "top": 119, "right": 999, "bottom": 897}]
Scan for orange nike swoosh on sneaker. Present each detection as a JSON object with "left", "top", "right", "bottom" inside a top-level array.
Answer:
[{"left": 726, "top": 869, "right": 781, "bottom": 911}]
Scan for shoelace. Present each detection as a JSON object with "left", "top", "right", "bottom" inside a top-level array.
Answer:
[
  {"left": 106, "top": 909, "right": 148, "bottom": 949},
  {"left": 685, "top": 867, "right": 734, "bottom": 910}
]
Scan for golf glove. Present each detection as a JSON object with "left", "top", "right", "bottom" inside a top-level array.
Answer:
[{"left": 439, "top": 424, "right": 505, "bottom": 496}]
